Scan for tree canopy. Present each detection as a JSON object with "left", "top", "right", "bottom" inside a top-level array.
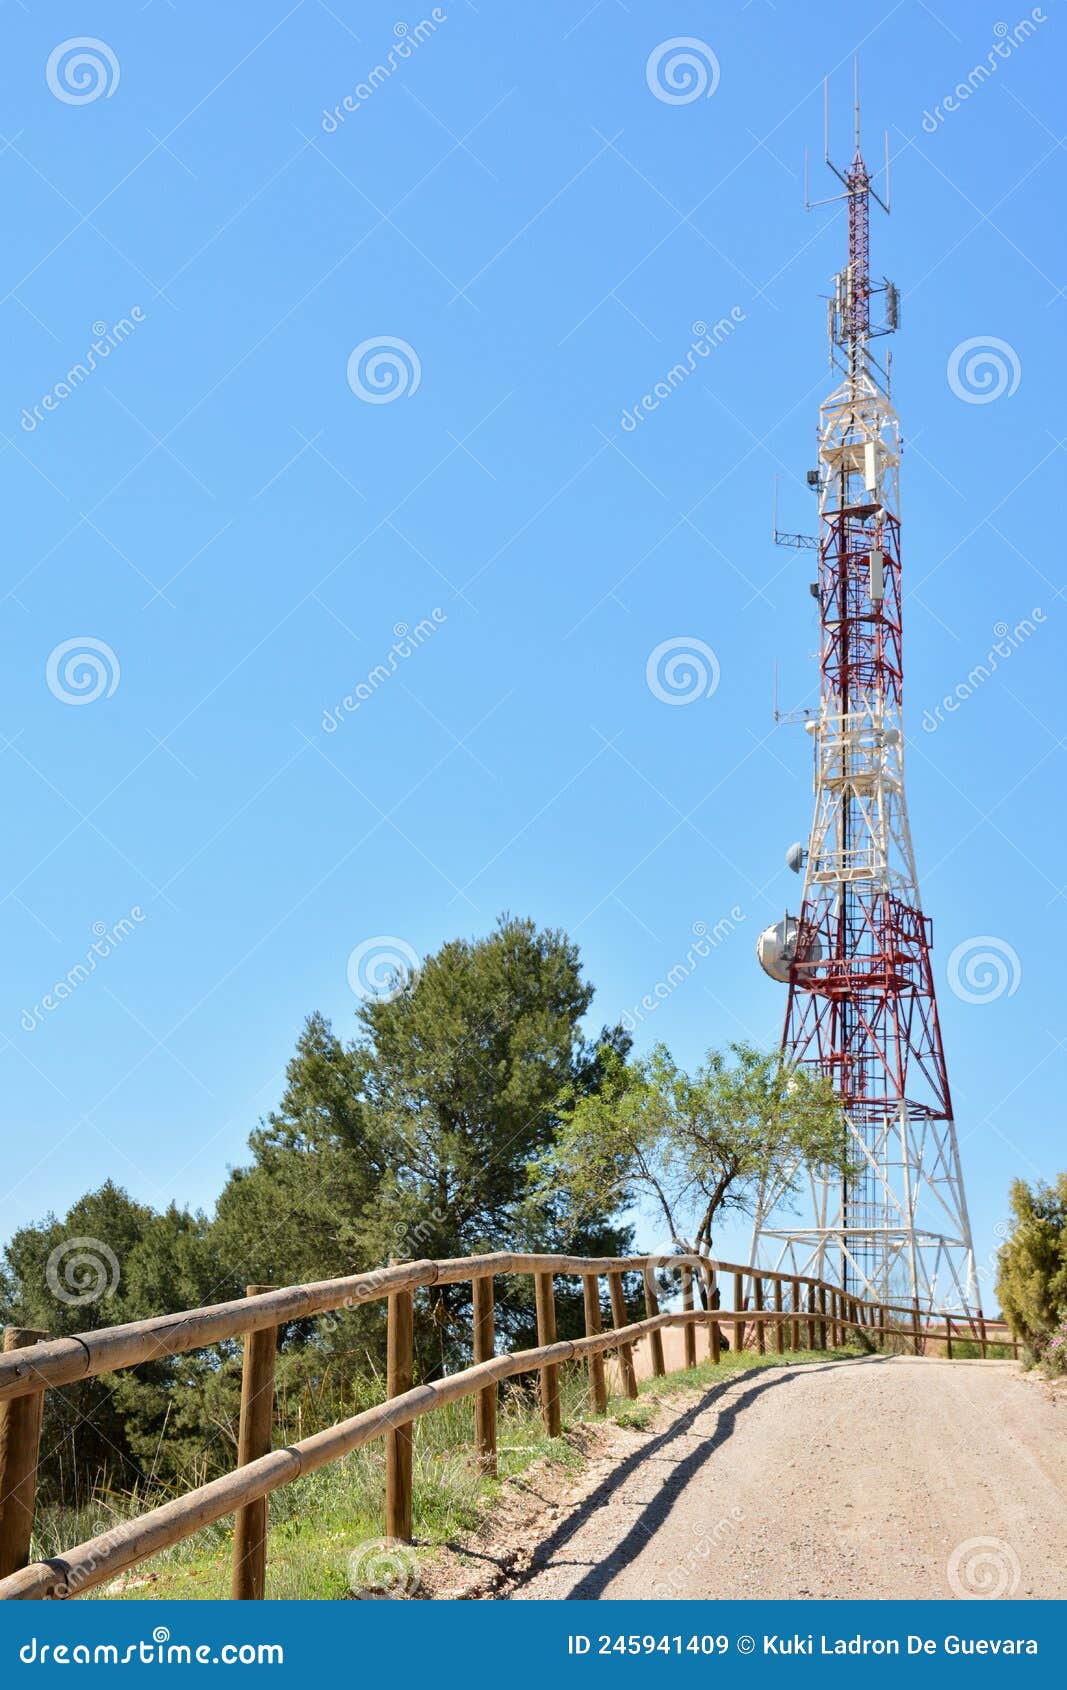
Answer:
[
  {"left": 535, "top": 1040, "right": 848, "bottom": 1257},
  {"left": 213, "top": 915, "right": 632, "bottom": 1372}
]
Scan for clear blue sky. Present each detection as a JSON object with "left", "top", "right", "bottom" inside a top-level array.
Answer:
[{"left": 1, "top": 0, "right": 1063, "bottom": 1307}]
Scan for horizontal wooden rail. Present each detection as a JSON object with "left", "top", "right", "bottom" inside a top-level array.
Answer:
[
  {"left": 0, "top": 1252, "right": 718, "bottom": 1406},
  {"left": 2, "top": 1291, "right": 1012, "bottom": 1602},
  {"left": 0, "top": 1243, "right": 1017, "bottom": 1601},
  {"left": 0, "top": 1307, "right": 696, "bottom": 1600}
]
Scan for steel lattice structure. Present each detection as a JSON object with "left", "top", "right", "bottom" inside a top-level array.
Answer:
[{"left": 751, "top": 91, "right": 980, "bottom": 1318}]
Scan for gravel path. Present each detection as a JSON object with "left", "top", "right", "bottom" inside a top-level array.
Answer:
[{"left": 509, "top": 1357, "right": 1067, "bottom": 1600}]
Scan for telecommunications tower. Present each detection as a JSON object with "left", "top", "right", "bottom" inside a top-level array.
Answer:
[{"left": 750, "top": 75, "right": 980, "bottom": 1317}]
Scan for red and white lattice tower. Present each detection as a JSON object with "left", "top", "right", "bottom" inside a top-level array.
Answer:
[{"left": 750, "top": 83, "right": 980, "bottom": 1317}]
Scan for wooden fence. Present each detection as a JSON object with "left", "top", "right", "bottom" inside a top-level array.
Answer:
[{"left": 0, "top": 1251, "right": 1016, "bottom": 1601}]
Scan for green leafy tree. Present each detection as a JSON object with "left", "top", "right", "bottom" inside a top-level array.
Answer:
[
  {"left": 214, "top": 916, "right": 632, "bottom": 1375},
  {"left": 213, "top": 1011, "right": 380, "bottom": 1288},
  {"left": 995, "top": 1174, "right": 1067, "bottom": 1354},
  {"left": 1, "top": 1183, "right": 237, "bottom": 1504},
  {"left": 536, "top": 1040, "right": 848, "bottom": 1259}
]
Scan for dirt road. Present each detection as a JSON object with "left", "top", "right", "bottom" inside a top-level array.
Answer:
[{"left": 509, "top": 1357, "right": 1066, "bottom": 1600}]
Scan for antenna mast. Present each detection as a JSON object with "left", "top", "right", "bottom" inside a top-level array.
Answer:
[{"left": 752, "top": 69, "right": 980, "bottom": 1323}]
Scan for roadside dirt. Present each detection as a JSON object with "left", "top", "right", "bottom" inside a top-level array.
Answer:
[{"left": 422, "top": 1356, "right": 1066, "bottom": 1601}]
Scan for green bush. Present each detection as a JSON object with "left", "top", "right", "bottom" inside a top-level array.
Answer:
[
  {"left": 995, "top": 1174, "right": 1067, "bottom": 1355},
  {"left": 1042, "top": 1318, "right": 1067, "bottom": 1377}
]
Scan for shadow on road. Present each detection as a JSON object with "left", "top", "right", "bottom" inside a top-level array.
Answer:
[{"left": 509, "top": 1355, "right": 888, "bottom": 1600}]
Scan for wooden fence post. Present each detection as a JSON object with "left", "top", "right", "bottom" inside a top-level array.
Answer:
[
  {"left": 534, "top": 1272, "right": 561, "bottom": 1436},
  {"left": 698, "top": 1263, "right": 719, "bottom": 1362},
  {"left": 753, "top": 1276, "right": 765, "bottom": 1355},
  {"left": 791, "top": 1279, "right": 801, "bottom": 1351},
  {"left": 773, "top": 1277, "right": 785, "bottom": 1355},
  {"left": 583, "top": 1275, "right": 608, "bottom": 1413},
  {"left": 911, "top": 1302, "right": 921, "bottom": 1357},
  {"left": 733, "top": 1270, "right": 745, "bottom": 1354},
  {"left": 945, "top": 1313, "right": 953, "bottom": 1361},
  {"left": 681, "top": 1266, "right": 697, "bottom": 1371},
  {"left": 709, "top": 1278, "right": 721, "bottom": 1365},
  {"left": 607, "top": 1272, "right": 638, "bottom": 1400},
  {"left": 642, "top": 1266, "right": 666, "bottom": 1378},
  {"left": 385, "top": 1286, "right": 414, "bottom": 1543},
  {"left": 0, "top": 1327, "right": 47, "bottom": 1581},
  {"left": 818, "top": 1286, "right": 828, "bottom": 1350},
  {"left": 473, "top": 1276, "right": 497, "bottom": 1476},
  {"left": 231, "top": 1290, "right": 276, "bottom": 1600}
]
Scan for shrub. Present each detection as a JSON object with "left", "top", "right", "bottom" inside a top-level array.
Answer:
[
  {"left": 995, "top": 1174, "right": 1067, "bottom": 1356},
  {"left": 1042, "top": 1318, "right": 1067, "bottom": 1378}
]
